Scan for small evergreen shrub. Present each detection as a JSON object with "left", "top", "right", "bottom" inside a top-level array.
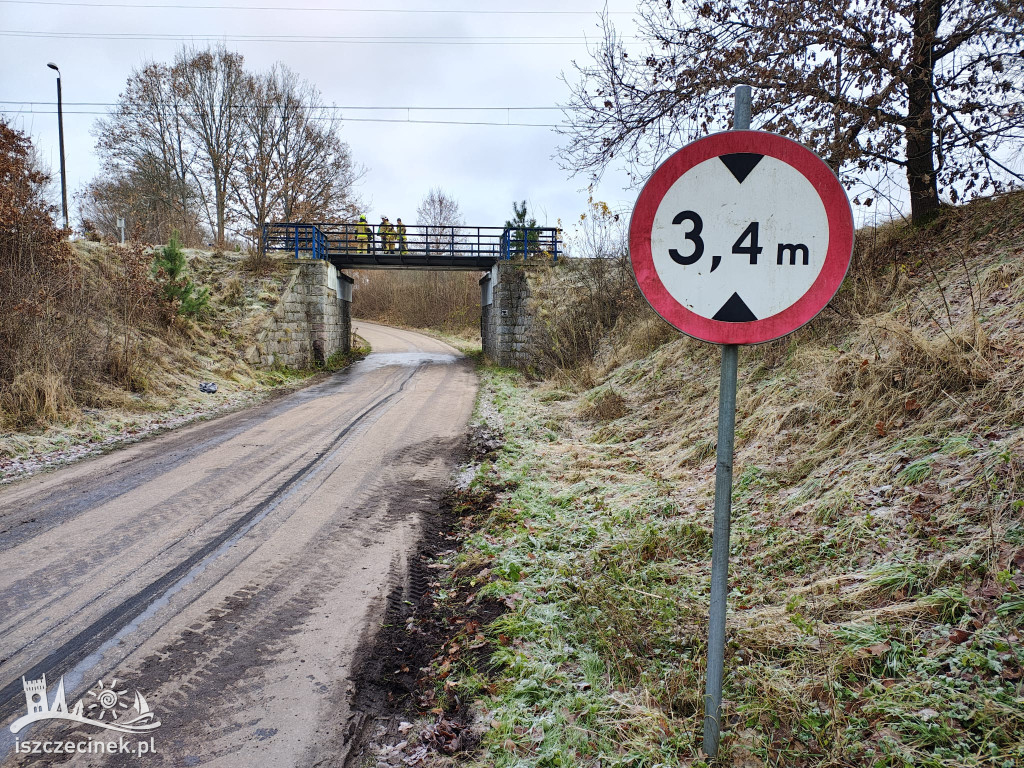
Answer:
[{"left": 153, "top": 232, "right": 210, "bottom": 317}]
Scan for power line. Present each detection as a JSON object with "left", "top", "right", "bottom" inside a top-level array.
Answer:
[
  {"left": 1, "top": 108, "right": 561, "bottom": 127},
  {"left": 0, "top": 0, "right": 630, "bottom": 14},
  {"left": 0, "top": 30, "right": 621, "bottom": 44},
  {"left": 0, "top": 101, "right": 563, "bottom": 111}
]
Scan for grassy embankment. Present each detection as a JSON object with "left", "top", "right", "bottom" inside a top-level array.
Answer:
[
  {"left": 422, "top": 193, "right": 1024, "bottom": 767},
  {"left": 0, "top": 243, "right": 357, "bottom": 482}
]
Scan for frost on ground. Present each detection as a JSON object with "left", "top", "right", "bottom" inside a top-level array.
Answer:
[
  {"left": 0, "top": 387, "right": 270, "bottom": 484},
  {"left": 1, "top": 243, "right": 314, "bottom": 485},
  {"left": 411, "top": 194, "right": 1024, "bottom": 767},
  {"left": 452, "top": 391, "right": 506, "bottom": 493}
]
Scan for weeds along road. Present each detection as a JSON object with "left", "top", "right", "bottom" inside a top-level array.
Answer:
[{"left": 0, "top": 322, "right": 477, "bottom": 767}]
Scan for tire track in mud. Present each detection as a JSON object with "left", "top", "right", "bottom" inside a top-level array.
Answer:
[
  {"left": 0, "top": 365, "right": 423, "bottom": 731},
  {"left": 119, "top": 365, "right": 472, "bottom": 767},
  {"left": 0, "top": 374, "right": 395, "bottom": 640},
  {"left": 0, "top": 371, "right": 372, "bottom": 553},
  {"left": 1, "top": 325, "right": 479, "bottom": 767},
  {"left": 52, "top": 437, "right": 464, "bottom": 765}
]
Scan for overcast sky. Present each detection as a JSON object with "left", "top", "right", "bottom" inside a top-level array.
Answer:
[{"left": 0, "top": 0, "right": 648, "bottom": 237}]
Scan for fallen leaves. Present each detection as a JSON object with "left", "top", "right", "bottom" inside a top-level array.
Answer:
[
  {"left": 948, "top": 628, "right": 971, "bottom": 644},
  {"left": 419, "top": 717, "right": 464, "bottom": 754},
  {"left": 857, "top": 641, "right": 891, "bottom": 658},
  {"left": 401, "top": 746, "right": 429, "bottom": 765}
]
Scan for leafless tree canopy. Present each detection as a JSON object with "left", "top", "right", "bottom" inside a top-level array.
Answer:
[
  {"left": 84, "top": 45, "right": 364, "bottom": 248},
  {"left": 416, "top": 187, "right": 465, "bottom": 251},
  {"left": 559, "top": 0, "right": 1024, "bottom": 223},
  {"left": 416, "top": 187, "right": 464, "bottom": 228},
  {"left": 174, "top": 45, "right": 245, "bottom": 246},
  {"left": 231, "top": 64, "right": 363, "bottom": 253},
  {"left": 86, "top": 62, "right": 203, "bottom": 244}
]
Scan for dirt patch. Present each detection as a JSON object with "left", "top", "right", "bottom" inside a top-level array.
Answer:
[{"left": 344, "top": 426, "right": 506, "bottom": 768}]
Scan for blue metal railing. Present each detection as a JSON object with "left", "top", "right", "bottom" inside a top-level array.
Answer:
[
  {"left": 499, "top": 228, "right": 559, "bottom": 262},
  {"left": 262, "top": 223, "right": 329, "bottom": 260},
  {"left": 262, "top": 221, "right": 561, "bottom": 266}
]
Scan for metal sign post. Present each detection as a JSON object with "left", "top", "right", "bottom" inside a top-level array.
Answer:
[
  {"left": 627, "top": 83, "right": 854, "bottom": 759},
  {"left": 702, "top": 83, "right": 750, "bottom": 759}
]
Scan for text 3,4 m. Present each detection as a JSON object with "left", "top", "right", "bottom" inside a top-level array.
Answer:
[{"left": 668, "top": 211, "right": 809, "bottom": 273}]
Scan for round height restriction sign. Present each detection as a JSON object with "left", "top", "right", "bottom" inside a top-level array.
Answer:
[{"left": 629, "top": 130, "right": 854, "bottom": 345}]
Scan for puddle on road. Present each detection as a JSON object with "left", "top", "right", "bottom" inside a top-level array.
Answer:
[
  {"left": 294, "top": 351, "right": 459, "bottom": 399},
  {"left": 353, "top": 352, "right": 458, "bottom": 373}
]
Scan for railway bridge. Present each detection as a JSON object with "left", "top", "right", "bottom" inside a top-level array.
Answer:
[{"left": 250, "top": 221, "right": 562, "bottom": 368}]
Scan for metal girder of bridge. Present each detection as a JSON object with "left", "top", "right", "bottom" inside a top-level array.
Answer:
[{"left": 264, "top": 222, "right": 561, "bottom": 271}]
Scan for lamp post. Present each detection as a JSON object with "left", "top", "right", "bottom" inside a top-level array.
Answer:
[{"left": 47, "top": 62, "right": 69, "bottom": 234}]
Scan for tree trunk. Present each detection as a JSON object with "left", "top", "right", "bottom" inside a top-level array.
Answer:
[
  {"left": 215, "top": 178, "right": 226, "bottom": 246},
  {"left": 905, "top": 0, "right": 942, "bottom": 225}
]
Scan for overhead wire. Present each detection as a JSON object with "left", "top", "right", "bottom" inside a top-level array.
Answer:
[
  {"left": 0, "top": 101, "right": 563, "bottom": 110},
  {"left": 0, "top": 0, "right": 611, "bottom": 130},
  {"left": 0, "top": 108, "right": 562, "bottom": 128},
  {"left": 0, "top": 0, "right": 631, "bottom": 14},
  {"left": 0, "top": 30, "right": 629, "bottom": 44}
]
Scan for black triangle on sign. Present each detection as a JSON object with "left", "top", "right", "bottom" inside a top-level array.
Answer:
[
  {"left": 719, "top": 153, "right": 764, "bottom": 184},
  {"left": 713, "top": 293, "right": 758, "bottom": 322}
]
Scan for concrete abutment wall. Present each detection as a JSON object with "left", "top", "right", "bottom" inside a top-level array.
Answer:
[{"left": 247, "top": 260, "right": 352, "bottom": 369}]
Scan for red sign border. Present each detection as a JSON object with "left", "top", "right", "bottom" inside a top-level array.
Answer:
[{"left": 629, "top": 130, "right": 854, "bottom": 345}]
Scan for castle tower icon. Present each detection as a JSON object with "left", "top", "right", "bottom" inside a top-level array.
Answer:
[
  {"left": 21, "top": 675, "right": 67, "bottom": 716},
  {"left": 11, "top": 673, "right": 154, "bottom": 735}
]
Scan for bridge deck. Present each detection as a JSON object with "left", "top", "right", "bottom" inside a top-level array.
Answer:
[{"left": 264, "top": 222, "right": 560, "bottom": 271}]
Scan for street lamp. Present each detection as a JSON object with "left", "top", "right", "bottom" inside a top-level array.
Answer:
[{"left": 47, "top": 62, "right": 69, "bottom": 234}]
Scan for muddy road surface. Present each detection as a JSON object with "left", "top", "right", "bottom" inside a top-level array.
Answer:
[{"left": 0, "top": 323, "right": 477, "bottom": 766}]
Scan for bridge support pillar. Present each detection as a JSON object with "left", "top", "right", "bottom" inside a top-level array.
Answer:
[
  {"left": 480, "top": 262, "right": 533, "bottom": 369},
  {"left": 248, "top": 260, "right": 352, "bottom": 369}
]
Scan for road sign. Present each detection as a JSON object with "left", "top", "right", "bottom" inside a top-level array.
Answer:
[{"left": 629, "top": 130, "right": 854, "bottom": 345}]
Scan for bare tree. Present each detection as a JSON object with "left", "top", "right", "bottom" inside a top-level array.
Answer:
[
  {"left": 90, "top": 46, "right": 364, "bottom": 251},
  {"left": 231, "top": 64, "right": 363, "bottom": 251},
  {"left": 230, "top": 67, "right": 286, "bottom": 254},
  {"left": 91, "top": 62, "right": 202, "bottom": 243},
  {"left": 78, "top": 171, "right": 205, "bottom": 245},
  {"left": 174, "top": 44, "right": 246, "bottom": 245},
  {"left": 416, "top": 187, "right": 464, "bottom": 253},
  {"left": 560, "top": 0, "right": 1024, "bottom": 224},
  {"left": 274, "top": 70, "right": 363, "bottom": 224}
]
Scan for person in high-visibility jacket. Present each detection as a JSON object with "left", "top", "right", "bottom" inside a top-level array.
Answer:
[
  {"left": 379, "top": 216, "right": 396, "bottom": 252},
  {"left": 396, "top": 218, "right": 408, "bottom": 255},
  {"left": 355, "top": 214, "right": 372, "bottom": 253}
]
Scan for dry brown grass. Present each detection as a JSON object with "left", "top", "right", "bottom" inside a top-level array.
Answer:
[
  {"left": 526, "top": 253, "right": 657, "bottom": 382},
  {"left": 1, "top": 119, "right": 97, "bottom": 429},
  {"left": 351, "top": 269, "right": 481, "bottom": 333},
  {"left": 598, "top": 188, "right": 1024, "bottom": 720},
  {"left": 0, "top": 370, "right": 77, "bottom": 428},
  {"left": 481, "top": 191, "right": 1024, "bottom": 764},
  {"left": 577, "top": 387, "right": 627, "bottom": 421},
  {"left": 1, "top": 237, "right": 293, "bottom": 461}
]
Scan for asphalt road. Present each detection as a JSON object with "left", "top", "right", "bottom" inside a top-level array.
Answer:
[{"left": 0, "top": 322, "right": 477, "bottom": 766}]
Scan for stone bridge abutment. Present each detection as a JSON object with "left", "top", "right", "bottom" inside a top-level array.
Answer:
[
  {"left": 246, "top": 258, "right": 543, "bottom": 372},
  {"left": 480, "top": 262, "right": 535, "bottom": 369},
  {"left": 247, "top": 260, "right": 353, "bottom": 369}
]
